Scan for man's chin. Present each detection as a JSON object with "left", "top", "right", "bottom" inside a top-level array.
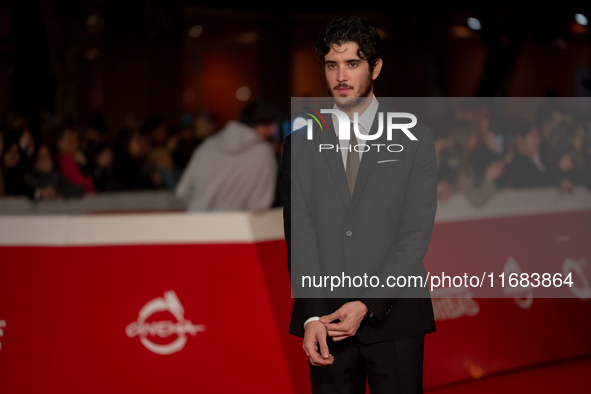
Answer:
[{"left": 333, "top": 96, "right": 369, "bottom": 109}]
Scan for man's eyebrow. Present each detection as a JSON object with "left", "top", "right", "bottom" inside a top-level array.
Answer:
[{"left": 324, "top": 58, "right": 364, "bottom": 64}]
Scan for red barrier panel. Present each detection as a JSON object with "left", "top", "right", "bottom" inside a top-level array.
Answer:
[
  {"left": 1, "top": 208, "right": 590, "bottom": 392},
  {"left": 422, "top": 210, "right": 591, "bottom": 387},
  {"left": 0, "top": 245, "right": 293, "bottom": 393}
]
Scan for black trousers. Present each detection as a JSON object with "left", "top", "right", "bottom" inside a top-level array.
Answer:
[{"left": 308, "top": 334, "right": 425, "bottom": 394}]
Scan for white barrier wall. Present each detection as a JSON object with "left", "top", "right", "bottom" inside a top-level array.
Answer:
[
  {"left": 0, "top": 190, "right": 186, "bottom": 215},
  {"left": 1, "top": 186, "right": 591, "bottom": 244}
]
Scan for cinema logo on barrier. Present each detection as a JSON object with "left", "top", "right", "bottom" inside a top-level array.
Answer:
[
  {"left": 126, "top": 291, "right": 205, "bottom": 355},
  {"left": 0, "top": 320, "right": 5, "bottom": 351}
]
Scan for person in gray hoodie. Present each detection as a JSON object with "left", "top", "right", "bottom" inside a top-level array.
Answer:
[{"left": 175, "top": 100, "right": 280, "bottom": 212}]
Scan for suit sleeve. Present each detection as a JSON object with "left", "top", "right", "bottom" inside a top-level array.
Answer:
[
  {"left": 359, "top": 126, "right": 438, "bottom": 322},
  {"left": 281, "top": 134, "right": 329, "bottom": 331}
]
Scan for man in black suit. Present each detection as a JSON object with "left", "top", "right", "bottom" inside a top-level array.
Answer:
[{"left": 282, "top": 16, "right": 437, "bottom": 393}]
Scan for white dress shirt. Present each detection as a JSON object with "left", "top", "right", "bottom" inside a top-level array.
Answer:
[{"left": 333, "top": 94, "right": 380, "bottom": 168}]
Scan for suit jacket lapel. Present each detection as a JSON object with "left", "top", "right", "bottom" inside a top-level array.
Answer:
[{"left": 320, "top": 114, "right": 351, "bottom": 210}]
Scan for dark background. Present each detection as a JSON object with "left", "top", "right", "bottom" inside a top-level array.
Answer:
[{"left": 0, "top": 2, "right": 590, "bottom": 134}]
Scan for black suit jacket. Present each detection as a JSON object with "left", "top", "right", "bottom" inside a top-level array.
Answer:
[{"left": 282, "top": 102, "right": 437, "bottom": 344}]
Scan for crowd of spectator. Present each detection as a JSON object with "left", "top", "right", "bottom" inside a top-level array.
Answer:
[
  {"left": 434, "top": 103, "right": 591, "bottom": 207},
  {"left": 0, "top": 108, "right": 221, "bottom": 201},
  {"left": 2, "top": 101, "right": 591, "bottom": 211}
]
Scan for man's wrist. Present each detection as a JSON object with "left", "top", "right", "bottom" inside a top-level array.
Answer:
[
  {"left": 303, "top": 316, "right": 320, "bottom": 328},
  {"left": 354, "top": 300, "right": 373, "bottom": 318},
  {"left": 353, "top": 300, "right": 368, "bottom": 314}
]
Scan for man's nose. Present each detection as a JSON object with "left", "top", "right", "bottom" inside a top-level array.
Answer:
[{"left": 337, "top": 66, "right": 348, "bottom": 82}]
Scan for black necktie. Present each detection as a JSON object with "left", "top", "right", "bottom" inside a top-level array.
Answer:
[{"left": 346, "top": 125, "right": 360, "bottom": 197}]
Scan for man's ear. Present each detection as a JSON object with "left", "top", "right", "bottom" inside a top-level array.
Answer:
[{"left": 372, "top": 58, "right": 383, "bottom": 80}]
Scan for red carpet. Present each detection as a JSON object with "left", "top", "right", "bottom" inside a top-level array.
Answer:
[{"left": 426, "top": 356, "right": 591, "bottom": 393}]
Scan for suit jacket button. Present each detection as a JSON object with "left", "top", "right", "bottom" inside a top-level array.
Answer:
[{"left": 346, "top": 231, "right": 353, "bottom": 236}]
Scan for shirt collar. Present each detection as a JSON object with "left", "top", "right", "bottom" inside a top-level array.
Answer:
[
  {"left": 332, "top": 94, "right": 379, "bottom": 136},
  {"left": 358, "top": 94, "right": 379, "bottom": 133}
]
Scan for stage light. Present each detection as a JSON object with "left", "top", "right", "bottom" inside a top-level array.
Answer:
[
  {"left": 86, "top": 14, "right": 101, "bottom": 27},
  {"left": 236, "top": 86, "right": 251, "bottom": 102},
  {"left": 188, "top": 25, "right": 203, "bottom": 38},
  {"left": 85, "top": 48, "right": 99, "bottom": 61},
  {"left": 237, "top": 32, "right": 258, "bottom": 44},
  {"left": 467, "top": 17, "right": 481, "bottom": 30},
  {"left": 449, "top": 26, "right": 471, "bottom": 38},
  {"left": 575, "top": 14, "right": 588, "bottom": 26}
]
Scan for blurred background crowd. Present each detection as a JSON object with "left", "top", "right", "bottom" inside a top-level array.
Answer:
[
  {"left": 0, "top": 2, "right": 590, "bottom": 211},
  {"left": 0, "top": 109, "right": 221, "bottom": 198},
  {"left": 2, "top": 98, "right": 590, "bottom": 209},
  {"left": 433, "top": 100, "right": 591, "bottom": 207}
]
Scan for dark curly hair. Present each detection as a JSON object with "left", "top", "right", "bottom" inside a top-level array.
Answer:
[{"left": 315, "top": 16, "right": 382, "bottom": 72}]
